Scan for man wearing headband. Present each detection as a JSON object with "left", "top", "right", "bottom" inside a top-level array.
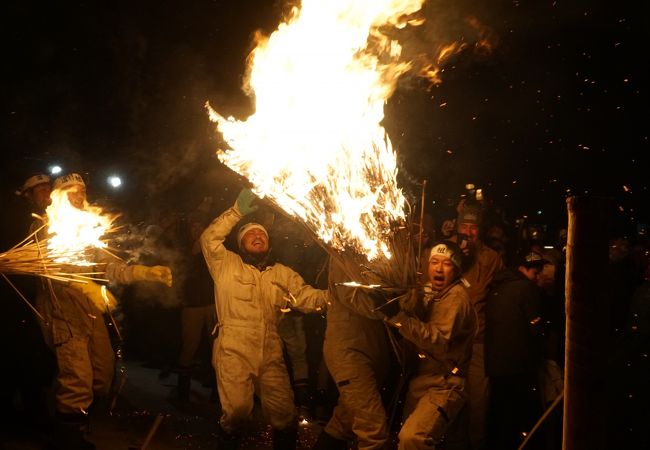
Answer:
[
  {"left": 383, "top": 241, "right": 477, "bottom": 450},
  {"left": 34, "top": 173, "right": 172, "bottom": 450},
  {"left": 17, "top": 173, "right": 52, "bottom": 215},
  {"left": 201, "top": 188, "right": 327, "bottom": 450}
]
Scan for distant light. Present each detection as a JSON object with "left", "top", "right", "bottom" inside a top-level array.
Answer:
[
  {"left": 544, "top": 246, "right": 554, "bottom": 250},
  {"left": 107, "top": 176, "right": 122, "bottom": 188},
  {"left": 50, "top": 165, "right": 62, "bottom": 175},
  {"left": 537, "top": 210, "right": 543, "bottom": 215}
]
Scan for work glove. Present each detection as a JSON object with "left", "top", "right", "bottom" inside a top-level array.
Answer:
[
  {"left": 71, "top": 281, "right": 118, "bottom": 311},
  {"left": 131, "top": 264, "right": 173, "bottom": 287},
  {"left": 235, "top": 188, "right": 258, "bottom": 216}
]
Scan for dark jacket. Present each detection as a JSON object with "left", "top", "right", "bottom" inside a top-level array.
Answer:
[{"left": 485, "top": 269, "right": 544, "bottom": 376}]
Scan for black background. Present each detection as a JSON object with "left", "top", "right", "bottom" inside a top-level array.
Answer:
[{"left": 1, "top": 0, "right": 647, "bottom": 237}]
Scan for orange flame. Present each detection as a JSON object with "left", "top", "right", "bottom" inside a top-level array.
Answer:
[
  {"left": 46, "top": 189, "right": 116, "bottom": 265},
  {"left": 467, "top": 16, "right": 495, "bottom": 55},
  {"left": 207, "top": 0, "right": 429, "bottom": 260},
  {"left": 418, "top": 42, "right": 467, "bottom": 84}
]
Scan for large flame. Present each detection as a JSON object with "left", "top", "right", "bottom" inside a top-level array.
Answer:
[
  {"left": 46, "top": 189, "right": 115, "bottom": 266},
  {"left": 207, "top": 0, "right": 429, "bottom": 260}
]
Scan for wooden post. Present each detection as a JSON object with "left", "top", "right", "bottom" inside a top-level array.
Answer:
[{"left": 563, "top": 196, "right": 611, "bottom": 450}]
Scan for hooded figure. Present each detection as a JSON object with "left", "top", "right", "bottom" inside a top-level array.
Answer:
[{"left": 200, "top": 188, "right": 327, "bottom": 450}]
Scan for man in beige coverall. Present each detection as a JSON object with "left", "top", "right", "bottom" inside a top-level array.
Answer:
[
  {"left": 36, "top": 173, "right": 172, "bottom": 450},
  {"left": 313, "top": 257, "right": 392, "bottom": 450},
  {"left": 201, "top": 188, "right": 327, "bottom": 450},
  {"left": 388, "top": 241, "right": 476, "bottom": 449}
]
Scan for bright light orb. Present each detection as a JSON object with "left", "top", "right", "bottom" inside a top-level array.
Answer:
[
  {"left": 50, "top": 165, "right": 62, "bottom": 175},
  {"left": 107, "top": 176, "right": 122, "bottom": 188}
]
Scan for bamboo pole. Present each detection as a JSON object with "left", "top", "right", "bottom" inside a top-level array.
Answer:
[
  {"left": 563, "top": 196, "right": 610, "bottom": 450},
  {"left": 139, "top": 413, "right": 165, "bottom": 450}
]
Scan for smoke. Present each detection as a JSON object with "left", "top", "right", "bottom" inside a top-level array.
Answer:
[
  {"left": 387, "top": 0, "right": 499, "bottom": 90},
  {"left": 111, "top": 221, "right": 188, "bottom": 309}
]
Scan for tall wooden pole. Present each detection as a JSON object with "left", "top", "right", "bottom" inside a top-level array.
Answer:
[{"left": 563, "top": 196, "right": 611, "bottom": 450}]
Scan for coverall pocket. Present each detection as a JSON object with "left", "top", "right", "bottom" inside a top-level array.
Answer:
[
  {"left": 51, "top": 318, "right": 73, "bottom": 346},
  {"left": 232, "top": 275, "right": 255, "bottom": 302}
]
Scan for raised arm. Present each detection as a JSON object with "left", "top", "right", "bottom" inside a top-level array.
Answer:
[{"left": 200, "top": 205, "right": 242, "bottom": 273}]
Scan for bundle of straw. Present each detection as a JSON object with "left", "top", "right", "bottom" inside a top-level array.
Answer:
[
  {"left": 0, "top": 223, "right": 109, "bottom": 321},
  {"left": 0, "top": 223, "right": 106, "bottom": 284},
  {"left": 264, "top": 190, "right": 423, "bottom": 299}
]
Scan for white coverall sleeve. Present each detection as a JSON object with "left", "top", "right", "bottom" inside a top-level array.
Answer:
[
  {"left": 200, "top": 206, "right": 242, "bottom": 274},
  {"left": 282, "top": 268, "right": 328, "bottom": 312}
]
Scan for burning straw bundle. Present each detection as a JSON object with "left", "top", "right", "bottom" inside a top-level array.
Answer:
[
  {"left": 261, "top": 186, "right": 424, "bottom": 309},
  {"left": 0, "top": 223, "right": 106, "bottom": 284},
  {"left": 0, "top": 222, "right": 109, "bottom": 321},
  {"left": 205, "top": 0, "right": 449, "bottom": 294},
  {"left": 1, "top": 186, "right": 121, "bottom": 318}
]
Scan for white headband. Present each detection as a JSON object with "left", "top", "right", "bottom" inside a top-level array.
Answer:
[
  {"left": 16, "top": 174, "right": 50, "bottom": 195},
  {"left": 53, "top": 173, "right": 85, "bottom": 191},
  {"left": 429, "top": 243, "right": 462, "bottom": 271},
  {"left": 237, "top": 223, "right": 268, "bottom": 248}
]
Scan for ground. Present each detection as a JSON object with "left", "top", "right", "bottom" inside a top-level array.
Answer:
[{"left": 0, "top": 360, "right": 322, "bottom": 450}]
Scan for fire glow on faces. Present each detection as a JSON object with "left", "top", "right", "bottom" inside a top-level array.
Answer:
[
  {"left": 206, "top": 0, "right": 438, "bottom": 261},
  {"left": 241, "top": 228, "right": 270, "bottom": 255},
  {"left": 65, "top": 185, "right": 87, "bottom": 210},
  {"left": 457, "top": 222, "right": 480, "bottom": 244},
  {"left": 427, "top": 254, "right": 457, "bottom": 291}
]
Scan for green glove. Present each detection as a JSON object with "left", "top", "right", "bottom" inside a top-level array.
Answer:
[
  {"left": 235, "top": 188, "right": 259, "bottom": 216},
  {"left": 131, "top": 265, "right": 173, "bottom": 287}
]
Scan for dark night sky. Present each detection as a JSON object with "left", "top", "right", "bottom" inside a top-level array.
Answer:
[{"left": 1, "top": 0, "right": 648, "bottom": 238}]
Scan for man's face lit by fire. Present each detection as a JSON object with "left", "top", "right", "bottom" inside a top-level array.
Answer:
[
  {"left": 428, "top": 254, "right": 458, "bottom": 291},
  {"left": 66, "top": 184, "right": 87, "bottom": 209},
  {"left": 457, "top": 221, "right": 480, "bottom": 244},
  {"left": 241, "top": 228, "right": 269, "bottom": 255}
]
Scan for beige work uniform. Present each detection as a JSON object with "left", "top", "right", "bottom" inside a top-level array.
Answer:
[
  {"left": 201, "top": 206, "right": 327, "bottom": 433},
  {"left": 392, "top": 283, "right": 476, "bottom": 450},
  {"left": 323, "top": 259, "right": 391, "bottom": 449},
  {"left": 35, "top": 243, "right": 139, "bottom": 414}
]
